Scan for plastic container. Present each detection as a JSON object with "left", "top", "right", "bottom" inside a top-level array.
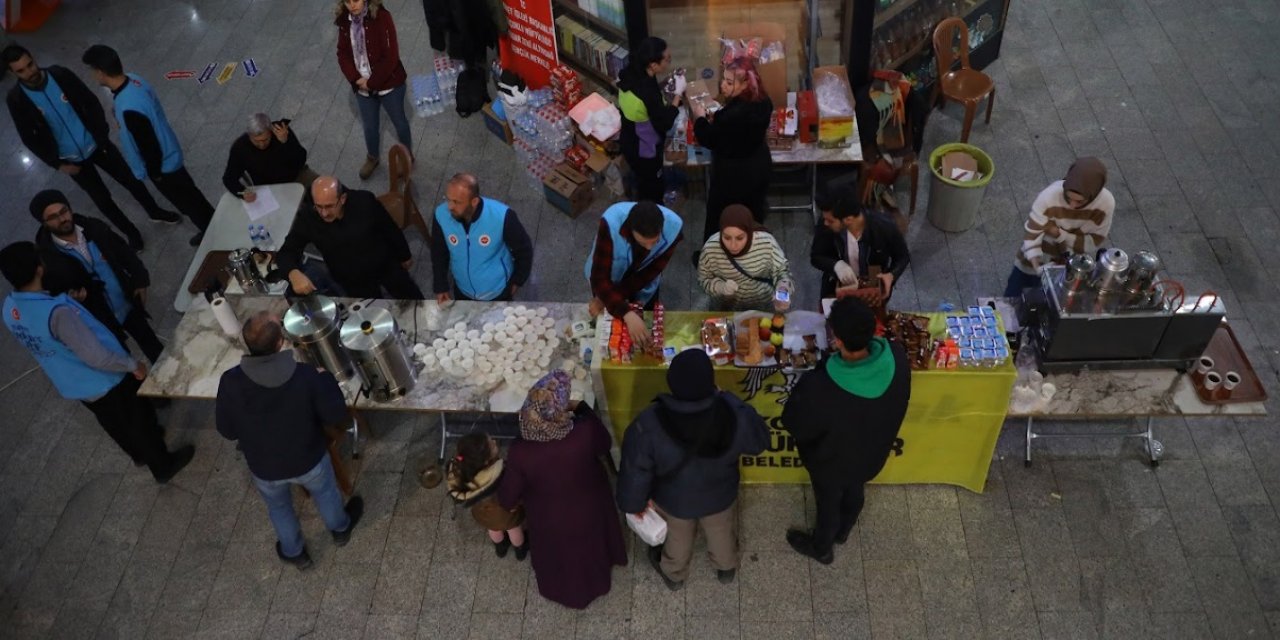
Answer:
[{"left": 926, "top": 143, "right": 995, "bottom": 232}]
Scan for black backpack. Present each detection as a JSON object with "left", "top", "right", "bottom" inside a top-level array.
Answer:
[{"left": 456, "top": 66, "right": 489, "bottom": 118}]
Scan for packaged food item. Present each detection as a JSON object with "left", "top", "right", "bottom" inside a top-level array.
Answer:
[{"left": 701, "top": 318, "right": 733, "bottom": 365}]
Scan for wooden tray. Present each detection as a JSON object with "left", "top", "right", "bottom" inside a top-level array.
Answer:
[
  {"left": 1192, "top": 322, "right": 1267, "bottom": 404},
  {"left": 187, "top": 250, "right": 233, "bottom": 295}
]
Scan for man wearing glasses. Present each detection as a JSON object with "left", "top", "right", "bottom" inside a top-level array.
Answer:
[{"left": 275, "top": 175, "right": 424, "bottom": 300}]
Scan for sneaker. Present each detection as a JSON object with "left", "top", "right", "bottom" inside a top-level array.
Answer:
[
  {"left": 716, "top": 568, "right": 736, "bottom": 584},
  {"left": 153, "top": 445, "right": 195, "bottom": 483},
  {"left": 275, "top": 541, "right": 314, "bottom": 571},
  {"left": 148, "top": 209, "right": 181, "bottom": 224},
  {"left": 494, "top": 535, "right": 512, "bottom": 558},
  {"left": 188, "top": 231, "right": 205, "bottom": 247},
  {"left": 647, "top": 545, "right": 684, "bottom": 591},
  {"left": 331, "top": 496, "right": 364, "bottom": 546},
  {"left": 785, "top": 529, "right": 834, "bottom": 565},
  {"left": 359, "top": 155, "right": 379, "bottom": 180}
]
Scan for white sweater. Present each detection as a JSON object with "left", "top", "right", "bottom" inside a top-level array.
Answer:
[
  {"left": 697, "top": 231, "right": 792, "bottom": 311},
  {"left": 1014, "top": 180, "right": 1115, "bottom": 274}
]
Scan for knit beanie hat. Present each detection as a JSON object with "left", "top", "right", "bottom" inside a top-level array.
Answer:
[
  {"left": 28, "top": 190, "right": 69, "bottom": 221},
  {"left": 667, "top": 349, "right": 715, "bottom": 401}
]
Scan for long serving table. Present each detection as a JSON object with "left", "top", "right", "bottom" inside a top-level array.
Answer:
[
  {"left": 1009, "top": 368, "right": 1268, "bottom": 467},
  {"left": 173, "top": 183, "right": 305, "bottom": 312},
  {"left": 590, "top": 311, "right": 1017, "bottom": 493}
]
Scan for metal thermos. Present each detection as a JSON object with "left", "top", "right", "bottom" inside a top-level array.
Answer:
[
  {"left": 226, "top": 248, "right": 267, "bottom": 294},
  {"left": 340, "top": 306, "right": 416, "bottom": 402},
  {"left": 282, "top": 295, "right": 355, "bottom": 382},
  {"left": 1063, "top": 254, "right": 1094, "bottom": 295},
  {"left": 1124, "top": 251, "right": 1163, "bottom": 297},
  {"left": 1091, "top": 248, "right": 1130, "bottom": 293}
]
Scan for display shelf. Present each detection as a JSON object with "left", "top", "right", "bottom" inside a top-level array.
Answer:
[
  {"left": 553, "top": 0, "right": 627, "bottom": 42},
  {"left": 874, "top": 0, "right": 915, "bottom": 29},
  {"left": 558, "top": 52, "right": 617, "bottom": 88},
  {"left": 874, "top": 0, "right": 998, "bottom": 74}
]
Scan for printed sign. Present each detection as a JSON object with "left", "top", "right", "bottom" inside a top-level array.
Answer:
[
  {"left": 164, "top": 70, "right": 196, "bottom": 81},
  {"left": 498, "top": 0, "right": 557, "bottom": 89},
  {"left": 216, "top": 62, "right": 237, "bottom": 85},
  {"left": 243, "top": 58, "right": 260, "bottom": 78},
  {"left": 197, "top": 62, "right": 217, "bottom": 84}
]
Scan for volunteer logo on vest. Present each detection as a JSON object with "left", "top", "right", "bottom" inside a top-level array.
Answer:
[
  {"left": 448, "top": 234, "right": 459, "bottom": 246},
  {"left": 479, "top": 234, "right": 491, "bottom": 247},
  {"left": 61, "top": 93, "right": 69, "bottom": 103},
  {"left": 10, "top": 308, "right": 19, "bottom": 321}
]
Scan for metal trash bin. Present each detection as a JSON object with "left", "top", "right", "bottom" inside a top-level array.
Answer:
[{"left": 926, "top": 143, "right": 995, "bottom": 232}]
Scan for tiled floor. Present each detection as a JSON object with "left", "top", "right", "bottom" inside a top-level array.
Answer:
[{"left": 1, "top": 0, "right": 1279, "bottom": 638}]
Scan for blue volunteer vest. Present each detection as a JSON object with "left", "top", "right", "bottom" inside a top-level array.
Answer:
[
  {"left": 22, "top": 73, "right": 97, "bottom": 162},
  {"left": 434, "top": 198, "right": 515, "bottom": 300},
  {"left": 61, "top": 239, "right": 131, "bottom": 324},
  {"left": 2, "top": 292, "right": 127, "bottom": 400},
  {"left": 583, "top": 202, "right": 683, "bottom": 304},
  {"left": 113, "top": 73, "right": 183, "bottom": 179}
]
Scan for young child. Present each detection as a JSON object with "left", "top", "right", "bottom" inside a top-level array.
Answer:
[{"left": 447, "top": 433, "right": 527, "bottom": 559}]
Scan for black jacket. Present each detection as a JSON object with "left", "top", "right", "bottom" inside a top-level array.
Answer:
[
  {"left": 276, "top": 189, "right": 412, "bottom": 293},
  {"left": 781, "top": 345, "right": 911, "bottom": 485},
  {"left": 6, "top": 65, "right": 110, "bottom": 169},
  {"left": 34, "top": 215, "right": 151, "bottom": 336},
  {"left": 617, "top": 67, "right": 678, "bottom": 161},
  {"left": 693, "top": 96, "right": 774, "bottom": 160},
  {"left": 221, "top": 130, "right": 309, "bottom": 195},
  {"left": 616, "top": 391, "right": 769, "bottom": 520},
  {"left": 810, "top": 212, "right": 910, "bottom": 298}
]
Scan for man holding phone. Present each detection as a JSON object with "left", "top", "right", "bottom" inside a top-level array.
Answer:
[
  {"left": 222, "top": 112, "right": 318, "bottom": 198},
  {"left": 810, "top": 185, "right": 910, "bottom": 307}
]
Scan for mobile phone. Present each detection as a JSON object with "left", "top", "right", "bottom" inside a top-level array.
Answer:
[{"left": 774, "top": 290, "right": 790, "bottom": 302}]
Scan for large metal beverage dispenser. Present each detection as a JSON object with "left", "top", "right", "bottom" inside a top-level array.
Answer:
[
  {"left": 282, "top": 295, "right": 355, "bottom": 382},
  {"left": 340, "top": 306, "right": 416, "bottom": 402}
]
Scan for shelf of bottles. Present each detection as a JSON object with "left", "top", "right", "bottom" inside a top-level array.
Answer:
[{"left": 870, "top": 0, "right": 1004, "bottom": 87}]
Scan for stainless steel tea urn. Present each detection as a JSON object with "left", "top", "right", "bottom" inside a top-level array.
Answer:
[
  {"left": 1124, "top": 250, "right": 1163, "bottom": 298},
  {"left": 1063, "top": 253, "right": 1095, "bottom": 295},
  {"left": 1091, "top": 248, "right": 1130, "bottom": 293},
  {"left": 226, "top": 248, "right": 267, "bottom": 294},
  {"left": 340, "top": 306, "right": 416, "bottom": 402},
  {"left": 282, "top": 295, "right": 355, "bottom": 382}
]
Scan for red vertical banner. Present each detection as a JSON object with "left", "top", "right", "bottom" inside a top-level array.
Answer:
[{"left": 499, "top": 0, "right": 558, "bottom": 89}]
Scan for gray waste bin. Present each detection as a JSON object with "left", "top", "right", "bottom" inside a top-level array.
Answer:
[{"left": 926, "top": 143, "right": 994, "bottom": 232}]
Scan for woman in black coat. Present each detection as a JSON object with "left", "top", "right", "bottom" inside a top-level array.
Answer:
[{"left": 692, "top": 57, "right": 774, "bottom": 244}]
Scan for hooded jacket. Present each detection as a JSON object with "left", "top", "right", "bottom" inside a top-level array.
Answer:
[
  {"left": 215, "top": 350, "right": 349, "bottom": 481},
  {"left": 616, "top": 391, "right": 769, "bottom": 519}
]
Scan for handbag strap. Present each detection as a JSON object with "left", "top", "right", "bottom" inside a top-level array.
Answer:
[{"left": 724, "top": 249, "right": 774, "bottom": 287}]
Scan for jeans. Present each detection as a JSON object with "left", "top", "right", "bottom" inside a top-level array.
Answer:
[
  {"left": 252, "top": 455, "right": 351, "bottom": 558},
  {"left": 1003, "top": 266, "right": 1042, "bottom": 298},
  {"left": 357, "top": 84, "right": 413, "bottom": 158}
]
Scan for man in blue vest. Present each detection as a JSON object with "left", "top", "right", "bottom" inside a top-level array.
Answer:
[
  {"left": 81, "top": 45, "right": 214, "bottom": 247},
  {"left": 4, "top": 44, "right": 180, "bottom": 253},
  {"left": 430, "top": 173, "right": 533, "bottom": 303},
  {"left": 584, "top": 200, "right": 683, "bottom": 348},
  {"left": 31, "top": 190, "right": 165, "bottom": 363},
  {"left": 0, "top": 241, "right": 194, "bottom": 483}
]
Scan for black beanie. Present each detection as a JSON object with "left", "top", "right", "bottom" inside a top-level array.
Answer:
[
  {"left": 29, "top": 190, "right": 69, "bottom": 221},
  {"left": 667, "top": 349, "right": 715, "bottom": 401}
]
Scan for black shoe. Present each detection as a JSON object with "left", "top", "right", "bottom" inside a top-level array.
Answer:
[
  {"left": 153, "top": 445, "right": 195, "bottom": 483},
  {"left": 129, "top": 237, "right": 145, "bottom": 254},
  {"left": 148, "top": 209, "right": 181, "bottom": 224},
  {"left": 331, "top": 496, "right": 364, "bottom": 546},
  {"left": 834, "top": 528, "right": 852, "bottom": 545},
  {"left": 786, "top": 529, "right": 834, "bottom": 565},
  {"left": 716, "top": 568, "right": 736, "bottom": 584},
  {"left": 275, "top": 541, "right": 314, "bottom": 571},
  {"left": 513, "top": 540, "right": 529, "bottom": 561},
  {"left": 647, "top": 545, "right": 684, "bottom": 591},
  {"left": 494, "top": 534, "right": 512, "bottom": 558},
  {"left": 188, "top": 231, "right": 205, "bottom": 247}
]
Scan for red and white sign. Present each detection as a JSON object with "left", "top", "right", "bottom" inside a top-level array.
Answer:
[
  {"left": 498, "top": 0, "right": 558, "bottom": 89},
  {"left": 164, "top": 70, "right": 197, "bottom": 81}
]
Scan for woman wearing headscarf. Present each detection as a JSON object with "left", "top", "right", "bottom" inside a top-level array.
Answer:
[
  {"left": 697, "top": 205, "right": 793, "bottom": 311},
  {"left": 692, "top": 56, "right": 774, "bottom": 245},
  {"left": 617, "top": 37, "right": 682, "bottom": 204},
  {"left": 1004, "top": 157, "right": 1115, "bottom": 296},
  {"left": 335, "top": 0, "right": 412, "bottom": 180},
  {"left": 498, "top": 370, "right": 627, "bottom": 609}
]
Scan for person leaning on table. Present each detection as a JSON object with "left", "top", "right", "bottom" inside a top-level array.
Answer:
[
  {"left": 221, "top": 112, "right": 319, "bottom": 199},
  {"left": 1003, "top": 157, "right": 1115, "bottom": 297},
  {"left": 585, "top": 200, "right": 683, "bottom": 350}
]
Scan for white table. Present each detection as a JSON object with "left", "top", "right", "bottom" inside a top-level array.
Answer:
[{"left": 173, "top": 183, "right": 305, "bottom": 312}]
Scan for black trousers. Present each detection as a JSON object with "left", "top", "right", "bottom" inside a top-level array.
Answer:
[
  {"left": 82, "top": 375, "right": 172, "bottom": 479},
  {"left": 121, "top": 305, "right": 164, "bottom": 363},
  {"left": 628, "top": 152, "right": 664, "bottom": 204},
  {"left": 68, "top": 142, "right": 162, "bottom": 246},
  {"left": 703, "top": 148, "right": 772, "bottom": 242},
  {"left": 151, "top": 167, "right": 214, "bottom": 231},
  {"left": 811, "top": 477, "right": 867, "bottom": 554},
  {"left": 343, "top": 265, "right": 426, "bottom": 300}
]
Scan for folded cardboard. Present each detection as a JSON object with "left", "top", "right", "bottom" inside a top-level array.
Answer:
[
  {"left": 719, "top": 22, "right": 789, "bottom": 108},
  {"left": 543, "top": 163, "right": 593, "bottom": 218},
  {"left": 941, "top": 150, "right": 978, "bottom": 182}
]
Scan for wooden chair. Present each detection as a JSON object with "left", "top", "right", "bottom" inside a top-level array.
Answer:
[
  {"left": 378, "top": 143, "right": 431, "bottom": 242},
  {"left": 930, "top": 17, "right": 995, "bottom": 143}
]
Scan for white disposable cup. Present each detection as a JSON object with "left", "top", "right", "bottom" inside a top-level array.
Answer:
[
  {"left": 1203, "top": 371, "right": 1222, "bottom": 391},
  {"left": 1223, "top": 371, "right": 1241, "bottom": 391},
  {"left": 1195, "top": 357, "right": 1214, "bottom": 375}
]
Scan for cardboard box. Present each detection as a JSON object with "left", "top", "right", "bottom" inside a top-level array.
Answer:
[
  {"left": 719, "top": 22, "right": 790, "bottom": 108},
  {"left": 796, "top": 90, "right": 818, "bottom": 144},
  {"left": 543, "top": 163, "right": 593, "bottom": 218},
  {"left": 812, "top": 66, "right": 856, "bottom": 148},
  {"left": 481, "top": 103, "right": 512, "bottom": 145}
]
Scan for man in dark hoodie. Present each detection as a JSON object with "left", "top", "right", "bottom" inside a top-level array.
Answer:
[
  {"left": 617, "top": 349, "right": 769, "bottom": 590},
  {"left": 215, "top": 312, "right": 363, "bottom": 571},
  {"left": 782, "top": 297, "right": 911, "bottom": 564}
]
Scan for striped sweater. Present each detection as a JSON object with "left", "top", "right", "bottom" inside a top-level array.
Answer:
[
  {"left": 697, "top": 232, "right": 793, "bottom": 311},
  {"left": 1014, "top": 181, "right": 1115, "bottom": 275}
]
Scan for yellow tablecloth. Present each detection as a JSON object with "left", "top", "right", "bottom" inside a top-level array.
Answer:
[{"left": 596, "top": 312, "right": 1016, "bottom": 492}]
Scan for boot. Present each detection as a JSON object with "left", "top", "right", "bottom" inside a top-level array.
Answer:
[
  {"left": 359, "top": 155, "right": 379, "bottom": 180},
  {"left": 493, "top": 533, "right": 512, "bottom": 558},
  {"left": 513, "top": 539, "right": 529, "bottom": 561}
]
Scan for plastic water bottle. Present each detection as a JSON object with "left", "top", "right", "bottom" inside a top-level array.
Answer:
[
  {"left": 256, "top": 225, "right": 274, "bottom": 251},
  {"left": 248, "top": 225, "right": 262, "bottom": 249}
]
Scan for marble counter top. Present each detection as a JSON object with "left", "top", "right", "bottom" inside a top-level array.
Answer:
[
  {"left": 141, "top": 295, "right": 594, "bottom": 413},
  {"left": 1009, "top": 368, "right": 1267, "bottom": 418}
]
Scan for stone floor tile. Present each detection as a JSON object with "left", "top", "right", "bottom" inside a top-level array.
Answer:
[
  {"left": 319, "top": 561, "right": 379, "bottom": 616},
  {"left": 194, "top": 607, "right": 268, "bottom": 640},
  {"left": 813, "top": 611, "right": 870, "bottom": 640},
  {"left": 362, "top": 613, "right": 418, "bottom": 639},
  {"left": 257, "top": 612, "right": 316, "bottom": 639},
  {"left": 1035, "top": 611, "right": 1098, "bottom": 640},
  {"left": 738, "top": 551, "right": 811, "bottom": 622}
]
